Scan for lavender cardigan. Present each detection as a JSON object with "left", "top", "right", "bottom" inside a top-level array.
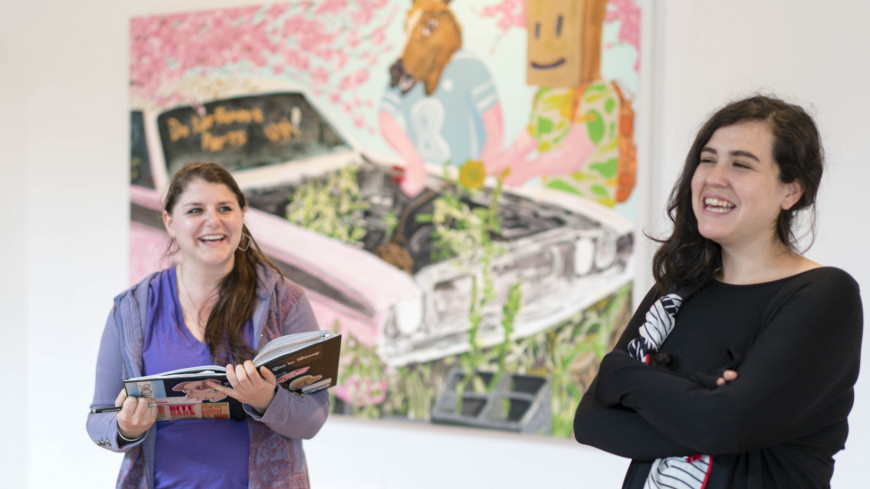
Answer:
[{"left": 87, "top": 264, "right": 330, "bottom": 489}]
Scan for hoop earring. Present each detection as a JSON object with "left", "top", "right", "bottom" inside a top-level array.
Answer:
[{"left": 238, "top": 233, "right": 251, "bottom": 252}]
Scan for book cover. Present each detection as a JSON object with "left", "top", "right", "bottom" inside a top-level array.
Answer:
[{"left": 124, "top": 330, "right": 341, "bottom": 421}]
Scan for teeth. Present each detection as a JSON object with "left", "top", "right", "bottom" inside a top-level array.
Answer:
[
  {"left": 704, "top": 198, "right": 735, "bottom": 212},
  {"left": 200, "top": 235, "right": 224, "bottom": 241}
]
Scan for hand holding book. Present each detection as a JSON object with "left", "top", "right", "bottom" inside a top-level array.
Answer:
[
  {"left": 206, "top": 361, "right": 279, "bottom": 414},
  {"left": 115, "top": 388, "right": 157, "bottom": 440}
]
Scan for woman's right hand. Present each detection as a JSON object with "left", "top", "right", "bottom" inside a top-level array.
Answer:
[
  {"left": 715, "top": 369, "right": 738, "bottom": 387},
  {"left": 115, "top": 388, "right": 157, "bottom": 440}
]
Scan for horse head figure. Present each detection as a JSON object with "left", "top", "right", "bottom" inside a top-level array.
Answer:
[{"left": 389, "top": 0, "right": 462, "bottom": 96}]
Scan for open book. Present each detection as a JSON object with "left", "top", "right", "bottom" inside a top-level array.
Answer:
[{"left": 124, "top": 330, "right": 341, "bottom": 421}]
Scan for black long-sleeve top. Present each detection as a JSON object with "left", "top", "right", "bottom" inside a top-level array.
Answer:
[{"left": 574, "top": 267, "right": 863, "bottom": 488}]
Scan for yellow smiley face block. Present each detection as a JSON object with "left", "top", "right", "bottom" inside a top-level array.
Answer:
[{"left": 526, "top": 0, "right": 585, "bottom": 88}]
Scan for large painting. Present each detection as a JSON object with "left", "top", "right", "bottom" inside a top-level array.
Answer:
[{"left": 129, "top": 0, "right": 641, "bottom": 437}]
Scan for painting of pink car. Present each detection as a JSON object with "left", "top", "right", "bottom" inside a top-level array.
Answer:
[{"left": 129, "top": 80, "right": 634, "bottom": 373}]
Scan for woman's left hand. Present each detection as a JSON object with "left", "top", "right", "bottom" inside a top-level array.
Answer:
[{"left": 208, "top": 361, "right": 277, "bottom": 414}]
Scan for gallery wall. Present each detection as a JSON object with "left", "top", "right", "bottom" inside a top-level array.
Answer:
[{"left": 1, "top": 1, "right": 868, "bottom": 488}]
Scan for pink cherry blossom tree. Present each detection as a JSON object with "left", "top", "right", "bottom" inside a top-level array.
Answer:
[{"left": 130, "top": 0, "right": 398, "bottom": 134}]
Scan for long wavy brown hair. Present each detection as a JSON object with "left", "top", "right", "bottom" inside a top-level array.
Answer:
[
  {"left": 163, "top": 161, "right": 283, "bottom": 364},
  {"left": 652, "top": 95, "right": 823, "bottom": 295}
]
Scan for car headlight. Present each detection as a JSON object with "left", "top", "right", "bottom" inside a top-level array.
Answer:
[
  {"left": 392, "top": 293, "right": 424, "bottom": 337},
  {"left": 432, "top": 274, "right": 474, "bottom": 323},
  {"left": 595, "top": 232, "right": 618, "bottom": 270},
  {"left": 573, "top": 237, "right": 596, "bottom": 276}
]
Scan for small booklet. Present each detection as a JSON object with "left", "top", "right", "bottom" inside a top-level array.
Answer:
[{"left": 124, "top": 330, "right": 341, "bottom": 421}]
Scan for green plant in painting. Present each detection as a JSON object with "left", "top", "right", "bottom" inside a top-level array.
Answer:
[
  {"left": 416, "top": 163, "right": 526, "bottom": 410},
  {"left": 330, "top": 283, "right": 632, "bottom": 436},
  {"left": 285, "top": 165, "right": 369, "bottom": 246}
]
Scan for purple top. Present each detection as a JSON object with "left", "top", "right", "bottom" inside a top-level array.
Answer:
[{"left": 143, "top": 267, "right": 250, "bottom": 489}]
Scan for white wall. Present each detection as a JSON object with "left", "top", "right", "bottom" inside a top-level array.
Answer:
[
  {"left": 1, "top": 2, "right": 29, "bottom": 488},
  {"left": 1, "top": 1, "right": 867, "bottom": 487}
]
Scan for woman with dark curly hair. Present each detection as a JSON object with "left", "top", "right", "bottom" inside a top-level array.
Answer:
[{"left": 574, "top": 95, "right": 862, "bottom": 488}]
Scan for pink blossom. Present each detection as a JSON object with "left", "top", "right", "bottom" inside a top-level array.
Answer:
[
  {"left": 314, "top": 0, "right": 347, "bottom": 16},
  {"left": 339, "top": 74, "right": 353, "bottom": 91},
  {"left": 310, "top": 66, "right": 329, "bottom": 86},
  {"left": 129, "top": 0, "right": 400, "bottom": 136},
  {"left": 333, "top": 376, "right": 387, "bottom": 406},
  {"left": 335, "top": 50, "right": 348, "bottom": 71},
  {"left": 476, "top": 0, "right": 525, "bottom": 35},
  {"left": 605, "top": 0, "right": 641, "bottom": 54},
  {"left": 369, "top": 25, "right": 386, "bottom": 45},
  {"left": 604, "top": 0, "right": 641, "bottom": 72},
  {"left": 354, "top": 68, "right": 369, "bottom": 85}
]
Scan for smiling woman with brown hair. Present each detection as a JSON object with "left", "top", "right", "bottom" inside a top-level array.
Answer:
[
  {"left": 573, "top": 95, "right": 863, "bottom": 489},
  {"left": 88, "top": 161, "right": 329, "bottom": 489}
]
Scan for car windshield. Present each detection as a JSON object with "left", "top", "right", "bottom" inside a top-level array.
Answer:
[
  {"left": 156, "top": 93, "right": 351, "bottom": 177},
  {"left": 131, "top": 110, "right": 155, "bottom": 189}
]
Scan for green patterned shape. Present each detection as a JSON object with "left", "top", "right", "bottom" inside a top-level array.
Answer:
[
  {"left": 590, "top": 184, "right": 609, "bottom": 196},
  {"left": 590, "top": 158, "right": 619, "bottom": 178},
  {"left": 585, "top": 109, "right": 605, "bottom": 144},
  {"left": 537, "top": 117, "right": 554, "bottom": 136},
  {"left": 540, "top": 93, "right": 566, "bottom": 111},
  {"left": 584, "top": 83, "right": 607, "bottom": 102},
  {"left": 546, "top": 179, "right": 583, "bottom": 196},
  {"left": 605, "top": 97, "right": 616, "bottom": 114}
]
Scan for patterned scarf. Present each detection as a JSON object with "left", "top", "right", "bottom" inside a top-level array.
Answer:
[{"left": 627, "top": 293, "right": 712, "bottom": 489}]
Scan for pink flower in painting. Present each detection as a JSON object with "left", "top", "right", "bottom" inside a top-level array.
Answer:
[
  {"left": 333, "top": 376, "right": 387, "bottom": 406},
  {"left": 264, "top": 3, "right": 287, "bottom": 20},
  {"left": 476, "top": 0, "right": 525, "bottom": 35},
  {"left": 347, "top": 31, "right": 361, "bottom": 49},
  {"left": 130, "top": 0, "right": 398, "bottom": 130},
  {"left": 353, "top": 68, "right": 369, "bottom": 86},
  {"left": 335, "top": 50, "right": 349, "bottom": 71},
  {"left": 315, "top": 0, "right": 348, "bottom": 16},
  {"left": 369, "top": 25, "right": 387, "bottom": 45},
  {"left": 283, "top": 49, "right": 310, "bottom": 71},
  {"left": 310, "top": 66, "right": 329, "bottom": 86},
  {"left": 339, "top": 74, "right": 353, "bottom": 91},
  {"left": 605, "top": 0, "right": 641, "bottom": 54}
]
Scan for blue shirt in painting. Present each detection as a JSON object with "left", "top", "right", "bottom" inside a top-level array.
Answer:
[{"left": 380, "top": 50, "right": 499, "bottom": 166}]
